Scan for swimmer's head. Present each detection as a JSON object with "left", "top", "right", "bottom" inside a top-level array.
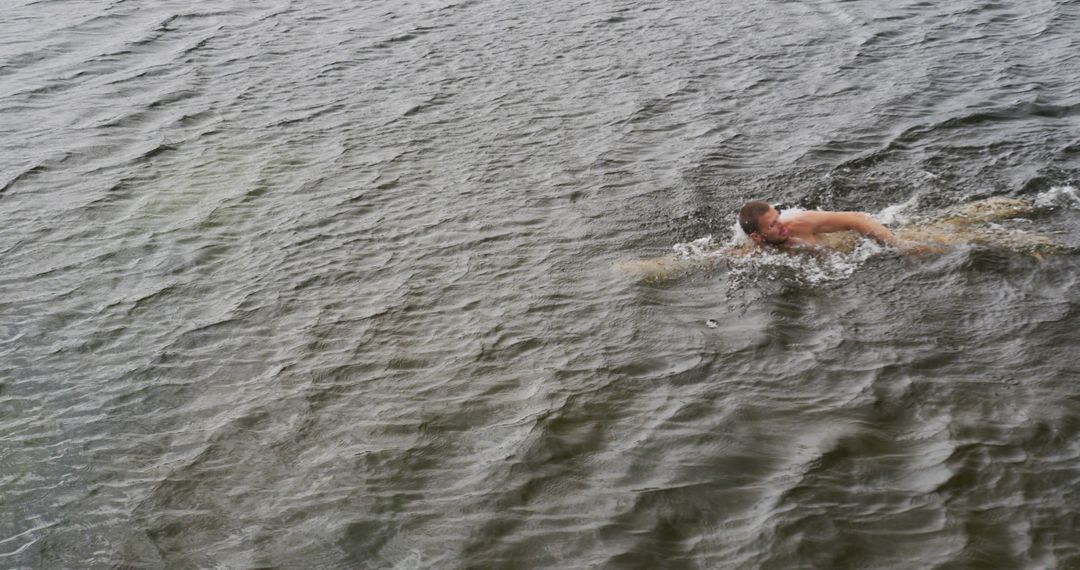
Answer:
[{"left": 738, "top": 201, "right": 788, "bottom": 245}]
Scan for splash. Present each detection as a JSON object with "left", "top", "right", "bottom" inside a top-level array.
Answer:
[
  {"left": 663, "top": 206, "right": 890, "bottom": 286},
  {"left": 1034, "top": 185, "right": 1080, "bottom": 210},
  {"left": 875, "top": 194, "right": 921, "bottom": 225},
  {"left": 620, "top": 190, "right": 1076, "bottom": 284},
  {"left": 725, "top": 236, "right": 887, "bottom": 287}
]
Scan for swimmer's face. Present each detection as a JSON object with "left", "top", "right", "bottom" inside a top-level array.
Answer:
[{"left": 751, "top": 207, "right": 789, "bottom": 245}]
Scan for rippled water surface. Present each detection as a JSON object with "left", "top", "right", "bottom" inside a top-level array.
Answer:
[{"left": 4, "top": 0, "right": 1080, "bottom": 567}]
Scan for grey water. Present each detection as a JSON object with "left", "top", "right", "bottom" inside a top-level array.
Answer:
[{"left": 3, "top": 0, "right": 1080, "bottom": 567}]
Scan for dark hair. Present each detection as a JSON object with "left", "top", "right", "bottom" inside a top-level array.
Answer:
[{"left": 738, "top": 201, "right": 772, "bottom": 235}]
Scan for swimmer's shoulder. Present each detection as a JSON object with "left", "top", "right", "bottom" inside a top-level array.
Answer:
[{"left": 779, "top": 210, "right": 823, "bottom": 235}]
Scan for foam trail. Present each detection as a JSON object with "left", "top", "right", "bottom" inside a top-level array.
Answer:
[
  {"left": 876, "top": 194, "right": 921, "bottom": 225},
  {"left": 1034, "top": 186, "right": 1080, "bottom": 209}
]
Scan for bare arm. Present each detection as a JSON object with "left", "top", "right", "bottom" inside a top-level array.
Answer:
[{"left": 793, "top": 211, "right": 898, "bottom": 245}]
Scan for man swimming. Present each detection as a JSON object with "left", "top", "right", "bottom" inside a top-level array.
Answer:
[
  {"left": 615, "top": 196, "right": 1058, "bottom": 281},
  {"left": 616, "top": 202, "right": 906, "bottom": 280},
  {"left": 737, "top": 200, "right": 897, "bottom": 249}
]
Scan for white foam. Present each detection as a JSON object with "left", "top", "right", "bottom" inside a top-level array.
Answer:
[
  {"left": 728, "top": 220, "right": 751, "bottom": 246},
  {"left": 727, "top": 238, "right": 887, "bottom": 286},
  {"left": 672, "top": 235, "right": 721, "bottom": 259},
  {"left": 1034, "top": 185, "right": 1080, "bottom": 209},
  {"left": 669, "top": 231, "right": 889, "bottom": 287},
  {"left": 876, "top": 194, "right": 920, "bottom": 225}
]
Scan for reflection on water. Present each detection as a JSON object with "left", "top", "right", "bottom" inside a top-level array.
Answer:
[{"left": 3, "top": 0, "right": 1080, "bottom": 567}]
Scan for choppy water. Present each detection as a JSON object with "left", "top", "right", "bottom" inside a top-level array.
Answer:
[{"left": 3, "top": 0, "right": 1080, "bottom": 567}]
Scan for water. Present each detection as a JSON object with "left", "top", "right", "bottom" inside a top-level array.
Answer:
[{"left": 3, "top": 0, "right": 1080, "bottom": 567}]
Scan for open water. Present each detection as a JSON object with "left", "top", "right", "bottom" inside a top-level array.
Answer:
[{"left": 3, "top": 0, "right": 1080, "bottom": 568}]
